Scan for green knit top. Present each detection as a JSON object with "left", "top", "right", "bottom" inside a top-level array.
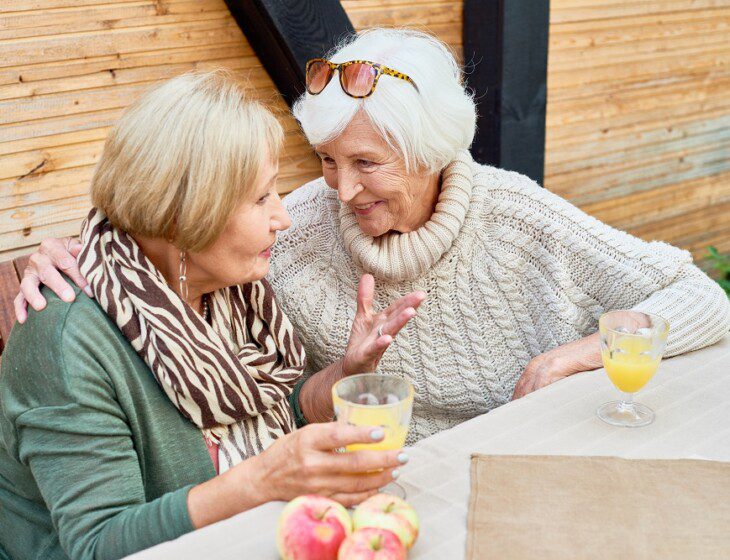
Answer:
[{"left": 0, "top": 285, "right": 216, "bottom": 560}]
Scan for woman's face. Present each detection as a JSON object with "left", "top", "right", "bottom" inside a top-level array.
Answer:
[
  {"left": 189, "top": 156, "right": 291, "bottom": 288},
  {"left": 316, "top": 112, "right": 440, "bottom": 237}
]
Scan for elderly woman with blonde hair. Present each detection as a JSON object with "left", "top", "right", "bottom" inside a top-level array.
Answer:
[
  {"left": 16, "top": 29, "right": 730, "bottom": 445},
  {"left": 0, "top": 72, "right": 422, "bottom": 560}
]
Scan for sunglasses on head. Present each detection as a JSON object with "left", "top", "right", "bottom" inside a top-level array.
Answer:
[{"left": 305, "top": 58, "right": 419, "bottom": 99}]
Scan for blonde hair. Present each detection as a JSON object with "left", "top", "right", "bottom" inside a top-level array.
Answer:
[{"left": 91, "top": 70, "right": 283, "bottom": 251}]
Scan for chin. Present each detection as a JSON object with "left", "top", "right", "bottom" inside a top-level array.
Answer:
[{"left": 356, "top": 218, "right": 389, "bottom": 238}]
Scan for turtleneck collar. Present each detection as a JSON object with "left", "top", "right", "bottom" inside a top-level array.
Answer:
[{"left": 339, "top": 150, "right": 475, "bottom": 282}]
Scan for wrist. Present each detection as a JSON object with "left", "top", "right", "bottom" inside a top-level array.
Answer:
[{"left": 237, "top": 452, "right": 272, "bottom": 506}]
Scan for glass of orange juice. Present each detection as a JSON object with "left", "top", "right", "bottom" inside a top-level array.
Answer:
[
  {"left": 332, "top": 374, "right": 413, "bottom": 497},
  {"left": 597, "top": 310, "right": 669, "bottom": 427}
]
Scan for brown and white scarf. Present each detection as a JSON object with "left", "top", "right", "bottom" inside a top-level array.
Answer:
[{"left": 78, "top": 208, "right": 305, "bottom": 472}]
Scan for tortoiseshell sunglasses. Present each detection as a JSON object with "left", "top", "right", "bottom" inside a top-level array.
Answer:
[{"left": 305, "top": 58, "right": 419, "bottom": 99}]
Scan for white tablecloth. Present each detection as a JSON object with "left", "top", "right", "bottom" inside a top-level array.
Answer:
[{"left": 127, "top": 336, "right": 730, "bottom": 559}]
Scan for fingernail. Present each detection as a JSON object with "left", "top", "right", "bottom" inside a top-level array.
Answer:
[
  {"left": 397, "top": 452, "right": 409, "bottom": 464},
  {"left": 392, "top": 469, "right": 401, "bottom": 479},
  {"left": 84, "top": 286, "right": 94, "bottom": 298},
  {"left": 61, "top": 289, "right": 75, "bottom": 302},
  {"left": 370, "top": 428, "right": 384, "bottom": 441}
]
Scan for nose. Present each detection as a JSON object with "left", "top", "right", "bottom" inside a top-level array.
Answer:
[
  {"left": 336, "top": 169, "right": 364, "bottom": 203},
  {"left": 271, "top": 193, "right": 291, "bottom": 232}
]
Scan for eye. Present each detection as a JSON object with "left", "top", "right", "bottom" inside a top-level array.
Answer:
[
  {"left": 320, "top": 156, "right": 336, "bottom": 167},
  {"left": 256, "top": 193, "right": 270, "bottom": 206},
  {"left": 357, "top": 159, "right": 375, "bottom": 168}
]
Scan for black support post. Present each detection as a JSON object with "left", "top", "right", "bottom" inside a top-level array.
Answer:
[
  {"left": 224, "top": 0, "right": 355, "bottom": 107},
  {"left": 463, "top": 0, "right": 550, "bottom": 184}
]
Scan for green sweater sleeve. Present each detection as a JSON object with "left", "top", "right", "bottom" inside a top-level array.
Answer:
[{"left": 5, "top": 297, "right": 194, "bottom": 560}]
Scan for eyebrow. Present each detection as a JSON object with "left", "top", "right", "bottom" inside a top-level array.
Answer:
[{"left": 315, "top": 150, "right": 381, "bottom": 160}]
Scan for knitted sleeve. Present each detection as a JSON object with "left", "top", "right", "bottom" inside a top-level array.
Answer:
[{"left": 485, "top": 169, "right": 730, "bottom": 357}]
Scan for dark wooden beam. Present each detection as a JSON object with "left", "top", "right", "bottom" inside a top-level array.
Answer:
[
  {"left": 463, "top": 0, "right": 550, "bottom": 185},
  {"left": 224, "top": 0, "right": 355, "bottom": 107}
]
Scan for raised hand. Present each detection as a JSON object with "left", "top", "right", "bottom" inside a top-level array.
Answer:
[{"left": 342, "top": 274, "right": 426, "bottom": 376}]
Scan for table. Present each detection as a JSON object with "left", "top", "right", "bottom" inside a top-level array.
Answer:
[{"left": 127, "top": 336, "right": 730, "bottom": 560}]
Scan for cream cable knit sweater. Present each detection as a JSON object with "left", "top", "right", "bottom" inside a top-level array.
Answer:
[{"left": 270, "top": 151, "right": 730, "bottom": 443}]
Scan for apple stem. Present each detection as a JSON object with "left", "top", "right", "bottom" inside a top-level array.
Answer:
[
  {"left": 372, "top": 534, "right": 382, "bottom": 551},
  {"left": 385, "top": 501, "right": 396, "bottom": 514},
  {"left": 318, "top": 506, "right": 332, "bottom": 521}
]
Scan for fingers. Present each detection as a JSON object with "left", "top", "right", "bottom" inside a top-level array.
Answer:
[
  {"left": 25, "top": 253, "right": 75, "bottom": 304},
  {"left": 380, "top": 307, "right": 417, "bottom": 340},
  {"left": 330, "top": 489, "right": 380, "bottom": 508},
  {"left": 41, "top": 237, "right": 91, "bottom": 297},
  {"left": 356, "top": 274, "right": 375, "bottom": 317},
  {"left": 13, "top": 293, "right": 28, "bottom": 324},
  {"left": 330, "top": 448, "right": 406, "bottom": 475},
  {"left": 67, "top": 238, "right": 83, "bottom": 258},
  {"left": 322, "top": 467, "right": 398, "bottom": 497},
  {"left": 302, "top": 422, "right": 386, "bottom": 451},
  {"left": 381, "top": 290, "right": 426, "bottom": 319}
]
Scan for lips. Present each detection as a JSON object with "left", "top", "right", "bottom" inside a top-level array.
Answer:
[
  {"left": 353, "top": 201, "right": 384, "bottom": 216},
  {"left": 260, "top": 242, "right": 275, "bottom": 258}
]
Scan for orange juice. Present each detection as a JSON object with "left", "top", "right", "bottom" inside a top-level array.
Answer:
[
  {"left": 332, "top": 393, "right": 411, "bottom": 452},
  {"left": 602, "top": 336, "right": 660, "bottom": 393}
]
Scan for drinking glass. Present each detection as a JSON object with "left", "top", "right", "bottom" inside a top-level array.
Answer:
[
  {"left": 332, "top": 374, "right": 413, "bottom": 497},
  {"left": 597, "top": 310, "right": 669, "bottom": 427}
]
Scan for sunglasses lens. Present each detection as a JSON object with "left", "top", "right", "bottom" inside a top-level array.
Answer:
[
  {"left": 307, "top": 61, "right": 332, "bottom": 94},
  {"left": 342, "top": 63, "right": 377, "bottom": 97}
]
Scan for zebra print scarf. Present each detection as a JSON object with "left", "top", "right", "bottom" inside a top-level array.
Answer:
[{"left": 78, "top": 208, "right": 305, "bottom": 472}]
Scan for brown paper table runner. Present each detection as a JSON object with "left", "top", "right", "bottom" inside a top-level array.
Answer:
[{"left": 467, "top": 454, "right": 730, "bottom": 559}]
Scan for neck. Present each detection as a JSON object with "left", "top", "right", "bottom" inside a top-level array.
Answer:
[
  {"left": 397, "top": 170, "right": 441, "bottom": 233},
  {"left": 132, "top": 235, "right": 209, "bottom": 315}
]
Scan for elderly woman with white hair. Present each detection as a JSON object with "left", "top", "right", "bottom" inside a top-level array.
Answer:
[{"left": 16, "top": 29, "right": 730, "bottom": 444}]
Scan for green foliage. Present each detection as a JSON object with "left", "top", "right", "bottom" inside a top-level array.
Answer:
[{"left": 706, "top": 246, "right": 730, "bottom": 297}]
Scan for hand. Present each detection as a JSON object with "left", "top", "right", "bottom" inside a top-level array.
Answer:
[
  {"left": 342, "top": 274, "right": 426, "bottom": 376},
  {"left": 14, "top": 237, "right": 91, "bottom": 324},
  {"left": 254, "top": 422, "right": 408, "bottom": 507},
  {"left": 511, "top": 333, "right": 602, "bottom": 400}
]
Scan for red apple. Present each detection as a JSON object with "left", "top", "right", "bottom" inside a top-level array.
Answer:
[
  {"left": 352, "top": 494, "right": 419, "bottom": 549},
  {"left": 338, "top": 528, "right": 406, "bottom": 560},
  {"left": 276, "top": 495, "right": 353, "bottom": 560}
]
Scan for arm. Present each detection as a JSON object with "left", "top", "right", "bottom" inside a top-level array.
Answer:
[
  {"left": 295, "top": 274, "right": 426, "bottom": 424},
  {"left": 508, "top": 177, "right": 729, "bottom": 398},
  {"left": 9, "top": 294, "right": 407, "bottom": 559}
]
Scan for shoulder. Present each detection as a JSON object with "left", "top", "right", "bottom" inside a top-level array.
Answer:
[
  {"left": 282, "top": 177, "right": 338, "bottom": 220},
  {"left": 276, "top": 178, "right": 340, "bottom": 252},
  {"left": 0, "top": 283, "right": 131, "bottom": 421}
]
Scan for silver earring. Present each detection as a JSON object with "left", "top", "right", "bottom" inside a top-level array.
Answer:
[{"left": 179, "top": 250, "right": 188, "bottom": 302}]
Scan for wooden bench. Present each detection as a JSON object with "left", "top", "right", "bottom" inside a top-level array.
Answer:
[{"left": 0, "top": 255, "right": 30, "bottom": 358}]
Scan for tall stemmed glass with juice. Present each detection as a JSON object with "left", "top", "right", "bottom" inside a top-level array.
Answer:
[{"left": 598, "top": 310, "right": 669, "bottom": 427}]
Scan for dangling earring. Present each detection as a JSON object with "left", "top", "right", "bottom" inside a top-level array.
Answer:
[{"left": 178, "top": 250, "right": 188, "bottom": 303}]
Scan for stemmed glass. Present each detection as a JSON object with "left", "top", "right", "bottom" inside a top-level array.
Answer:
[
  {"left": 597, "top": 310, "right": 669, "bottom": 427},
  {"left": 332, "top": 374, "right": 413, "bottom": 498}
]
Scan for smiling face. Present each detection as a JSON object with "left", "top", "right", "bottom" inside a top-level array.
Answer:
[
  {"left": 187, "top": 155, "right": 291, "bottom": 288},
  {"left": 316, "top": 112, "right": 441, "bottom": 237}
]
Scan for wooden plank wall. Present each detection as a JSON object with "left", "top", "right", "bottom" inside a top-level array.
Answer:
[
  {"left": 545, "top": 0, "right": 730, "bottom": 265},
  {"left": 0, "top": 0, "right": 461, "bottom": 261},
  {"left": 1, "top": 0, "right": 727, "bottom": 267}
]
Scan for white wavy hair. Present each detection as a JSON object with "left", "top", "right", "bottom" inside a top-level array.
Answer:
[{"left": 292, "top": 28, "right": 477, "bottom": 173}]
